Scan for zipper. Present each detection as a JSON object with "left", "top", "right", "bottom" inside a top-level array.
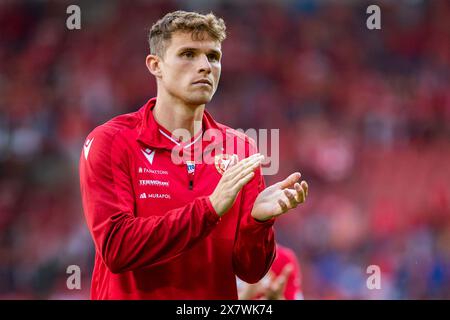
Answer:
[{"left": 186, "top": 160, "right": 195, "bottom": 190}]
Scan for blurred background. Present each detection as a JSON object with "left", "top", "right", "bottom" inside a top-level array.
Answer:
[{"left": 0, "top": 0, "right": 449, "bottom": 299}]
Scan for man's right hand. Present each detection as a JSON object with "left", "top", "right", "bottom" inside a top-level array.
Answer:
[{"left": 209, "top": 153, "right": 264, "bottom": 217}]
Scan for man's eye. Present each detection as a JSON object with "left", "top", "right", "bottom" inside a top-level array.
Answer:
[
  {"left": 182, "top": 51, "right": 194, "bottom": 58},
  {"left": 207, "top": 54, "right": 219, "bottom": 62}
]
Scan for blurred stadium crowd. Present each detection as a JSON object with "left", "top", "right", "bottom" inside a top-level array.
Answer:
[{"left": 0, "top": 0, "right": 449, "bottom": 299}]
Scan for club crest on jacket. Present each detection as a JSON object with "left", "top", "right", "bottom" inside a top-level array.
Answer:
[{"left": 214, "top": 154, "right": 237, "bottom": 175}]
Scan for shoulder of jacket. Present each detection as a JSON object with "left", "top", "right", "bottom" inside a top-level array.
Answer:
[{"left": 84, "top": 110, "right": 142, "bottom": 143}]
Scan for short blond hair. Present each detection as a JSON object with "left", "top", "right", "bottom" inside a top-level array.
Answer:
[{"left": 148, "top": 10, "right": 227, "bottom": 57}]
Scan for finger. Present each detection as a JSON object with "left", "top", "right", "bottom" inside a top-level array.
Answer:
[
  {"left": 278, "top": 172, "right": 301, "bottom": 189},
  {"left": 239, "top": 155, "right": 263, "bottom": 174},
  {"left": 231, "top": 153, "right": 259, "bottom": 167},
  {"left": 273, "top": 274, "right": 289, "bottom": 294},
  {"left": 280, "top": 263, "right": 294, "bottom": 279},
  {"left": 294, "top": 183, "right": 305, "bottom": 203},
  {"left": 300, "top": 188, "right": 305, "bottom": 203},
  {"left": 233, "top": 170, "right": 256, "bottom": 192},
  {"left": 274, "top": 275, "right": 288, "bottom": 292},
  {"left": 226, "top": 157, "right": 263, "bottom": 185},
  {"left": 301, "top": 180, "right": 308, "bottom": 197},
  {"left": 277, "top": 198, "right": 288, "bottom": 214},
  {"left": 226, "top": 159, "right": 261, "bottom": 189},
  {"left": 230, "top": 158, "right": 262, "bottom": 186},
  {"left": 273, "top": 265, "right": 293, "bottom": 292},
  {"left": 226, "top": 154, "right": 253, "bottom": 171},
  {"left": 294, "top": 183, "right": 303, "bottom": 202},
  {"left": 231, "top": 153, "right": 259, "bottom": 166},
  {"left": 283, "top": 189, "right": 298, "bottom": 209},
  {"left": 225, "top": 154, "right": 262, "bottom": 177},
  {"left": 268, "top": 275, "right": 288, "bottom": 299},
  {"left": 240, "top": 153, "right": 261, "bottom": 163},
  {"left": 263, "top": 271, "right": 274, "bottom": 289}
]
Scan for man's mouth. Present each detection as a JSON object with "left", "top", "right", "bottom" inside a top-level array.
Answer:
[{"left": 192, "top": 79, "right": 212, "bottom": 86}]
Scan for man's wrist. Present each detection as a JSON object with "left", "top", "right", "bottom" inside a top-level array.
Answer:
[
  {"left": 252, "top": 217, "right": 276, "bottom": 225},
  {"left": 251, "top": 211, "right": 273, "bottom": 222},
  {"left": 208, "top": 195, "right": 223, "bottom": 217}
]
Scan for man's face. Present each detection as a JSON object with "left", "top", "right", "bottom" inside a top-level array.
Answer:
[{"left": 157, "top": 31, "right": 222, "bottom": 107}]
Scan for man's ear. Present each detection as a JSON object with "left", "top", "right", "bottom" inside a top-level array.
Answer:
[{"left": 146, "top": 54, "right": 162, "bottom": 78}]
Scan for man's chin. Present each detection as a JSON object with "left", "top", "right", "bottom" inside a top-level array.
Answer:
[{"left": 185, "top": 94, "right": 213, "bottom": 107}]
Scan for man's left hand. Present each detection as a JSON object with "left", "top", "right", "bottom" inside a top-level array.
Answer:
[{"left": 251, "top": 172, "right": 308, "bottom": 222}]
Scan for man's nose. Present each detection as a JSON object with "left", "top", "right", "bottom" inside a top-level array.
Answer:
[{"left": 198, "top": 54, "right": 211, "bottom": 74}]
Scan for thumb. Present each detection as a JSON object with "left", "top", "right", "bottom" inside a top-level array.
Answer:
[
  {"left": 275, "top": 264, "right": 293, "bottom": 291},
  {"left": 278, "top": 172, "right": 301, "bottom": 189}
]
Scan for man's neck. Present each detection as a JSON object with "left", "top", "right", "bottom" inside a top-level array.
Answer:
[{"left": 152, "top": 93, "right": 205, "bottom": 141}]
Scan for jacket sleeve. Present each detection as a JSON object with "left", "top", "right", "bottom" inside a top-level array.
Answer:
[
  {"left": 79, "top": 128, "right": 220, "bottom": 274},
  {"left": 232, "top": 139, "right": 276, "bottom": 283}
]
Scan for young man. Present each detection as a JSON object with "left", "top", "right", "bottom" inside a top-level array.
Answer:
[{"left": 79, "top": 10, "right": 308, "bottom": 299}]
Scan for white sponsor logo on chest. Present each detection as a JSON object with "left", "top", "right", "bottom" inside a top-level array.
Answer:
[
  {"left": 138, "top": 193, "right": 171, "bottom": 200},
  {"left": 138, "top": 167, "right": 169, "bottom": 175},
  {"left": 139, "top": 180, "right": 169, "bottom": 187},
  {"left": 141, "top": 148, "right": 155, "bottom": 165}
]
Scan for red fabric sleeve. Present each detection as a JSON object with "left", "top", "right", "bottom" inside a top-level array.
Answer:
[
  {"left": 232, "top": 139, "right": 276, "bottom": 283},
  {"left": 79, "top": 128, "right": 220, "bottom": 274}
]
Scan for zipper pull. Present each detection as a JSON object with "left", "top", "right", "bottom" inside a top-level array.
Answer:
[{"left": 186, "top": 160, "right": 195, "bottom": 190}]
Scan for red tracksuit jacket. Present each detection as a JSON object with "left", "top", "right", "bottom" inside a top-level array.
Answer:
[{"left": 79, "top": 98, "right": 276, "bottom": 299}]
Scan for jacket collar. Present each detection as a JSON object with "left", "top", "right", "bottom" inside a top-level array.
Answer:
[{"left": 137, "top": 97, "right": 226, "bottom": 151}]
